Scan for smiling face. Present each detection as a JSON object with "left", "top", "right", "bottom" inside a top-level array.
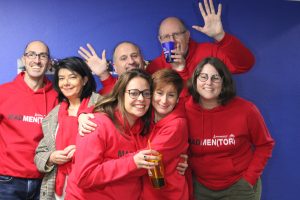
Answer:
[
  {"left": 22, "top": 41, "right": 50, "bottom": 80},
  {"left": 152, "top": 84, "right": 178, "bottom": 121},
  {"left": 124, "top": 77, "right": 151, "bottom": 125},
  {"left": 158, "top": 17, "right": 190, "bottom": 56},
  {"left": 196, "top": 63, "right": 223, "bottom": 108},
  {"left": 113, "top": 42, "right": 145, "bottom": 75},
  {"left": 58, "top": 68, "right": 87, "bottom": 102}
]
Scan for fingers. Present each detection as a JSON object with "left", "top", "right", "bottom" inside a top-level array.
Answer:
[
  {"left": 180, "top": 154, "right": 188, "bottom": 163},
  {"left": 217, "top": 3, "right": 222, "bottom": 17},
  {"left": 50, "top": 150, "right": 71, "bottom": 165},
  {"left": 78, "top": 46, "right": 92, "bottom": 58},
  {"left": 67, "top": 148, "right": 76, "bottom": 159},
  {"left": 176, "top": 162, "right": 188, "bottom": 175},
  {"left": 101, "top": 50, "right": 107, "bottom": 60},
  {"left": 199, "top": 0, "right": 220, "bottom": 17},
  {"left": 203, "top": 0, "right": 211, "bottom": 15},
  {"left": 78, "top": 123, "right": 93, "bottom": 136},
  {"left": 78, "top": 114, "right": 97, "bottom": 136},
  {"left": 199, "top": 2, "right": 207, "bottom": 17},
  {"left": 79, "top": 128, "right": 92, "bottom": 136},
  {"left": 170, "top": 48, "right": 185, "bottom": 65},
  {"left": 64, "top": 145, "right": 76, "bottom": 154},
  {"left": 78, "top": 49, "right": 89, "bottom": 60},
  {"left": 209, "top": 0, "right": 216, "bottom": 14},
  {"left": 133, "top": 151, "right": 159, "bottom": 169},
  {"left": 86, "top": 43, "right": 97, "bottom": 55}
]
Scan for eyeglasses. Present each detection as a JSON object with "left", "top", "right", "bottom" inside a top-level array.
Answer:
[
  {"left": 197, "top": 73, "right": 222, "bottom": 83},
  {"left": 24, "top": 51, "right": 49, "bottom": 60},
  {"left": 159, "top": 30, "right": 187, "bottom": 41},
  {"left": 126, "top": 89, "right": 151, "bottom": 99}
]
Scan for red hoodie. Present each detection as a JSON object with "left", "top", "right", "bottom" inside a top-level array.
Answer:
[
  {"left": 185, "top": 96, "right": 275, "bottom": 190},
  {"left": 142, "top": 101, "right": 189, "bottom": 200},
  {"left": 0, "top": 72, "right": 57, "bottom": 178},
  {"left": 66, "top": 111, "right": 147, "bottom": 200},
  {"left": 146, "top": 33, "right": 255, "bottom": 97}
]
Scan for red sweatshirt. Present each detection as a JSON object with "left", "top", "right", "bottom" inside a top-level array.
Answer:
[
  {"left": 146, "top": 34, "right": 255, "bottom": 97},
  {"left": 66, "top": 112, "right": 146, "bottom": 200},
  {"left": 0, "top": 72, "right": 57, "bottom": 178},
  {"left": 98, "top": 74, "right": 117, "bottom": 95},
  {"left": 185, "top": 96, "right": 275, "bottom": 190},
  {"left": 142, "top": 101, "right": 189, "bottom": 200}
]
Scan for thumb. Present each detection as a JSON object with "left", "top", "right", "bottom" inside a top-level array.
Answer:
[
  {"left": 192, "top": 25, "right": 204, "bottom": 33},
  {"left": 88, "top": 113, "right": 95, "bottom": 119},
  {"left": 102, "top": 50, "right": 106, "bottom": 60}
]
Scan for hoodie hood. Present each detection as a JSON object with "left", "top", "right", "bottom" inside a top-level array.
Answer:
[
  {"left": 154, "top": 98, "right": 186, "bottom": 129},
  {"left": 13, "top": 72, "right": 57, "bottom": 115}
]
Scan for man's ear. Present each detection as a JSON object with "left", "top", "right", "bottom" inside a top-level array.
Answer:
[{"left": 186, "top": 30, "right": 191, "bottom": 40}]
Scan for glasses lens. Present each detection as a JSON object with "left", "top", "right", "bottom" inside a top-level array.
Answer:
[
  {"left": 198, "top": 73, "right": 208, "bottom": 82},
  {"left": 142, "top": 90, "right": 151, "bottom": 99},
  {"left": 129, "top": 90, "right": 139, "bottom": 99},
  {"left": 39, "top": 53, "right": 49, "bottom": 60},
  {"left": 212, "top": 75, "right": 222, "bottom": 83}
]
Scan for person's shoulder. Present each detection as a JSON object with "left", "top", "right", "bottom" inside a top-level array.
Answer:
[
  {"left": 42, "top": 104, "right": 60, "bottom": 123},
  {"left": 230, "top": 97, "right": 258, "bottom": 112},
  {"left": 93, "top": 112, "right": 113, "bottom": 125},
  {"left": 0, "top": 78, "right": 20, "bottom": 96},
  {"left": 0, "top": 76, "right": 18, "bottom": 89},
  {"left": 89, "top": 92, "right": 102, "bottom": 104}
]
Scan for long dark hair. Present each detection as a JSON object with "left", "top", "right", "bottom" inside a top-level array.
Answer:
[
  {"left": 53, "top": 56, "right": 96, "bottom": 103},
  {"left": 94, "top": 69, "right": 153, "bottom": 136},
  {"left": 188, "top": 57, "right": 236, "bottom": 105}
]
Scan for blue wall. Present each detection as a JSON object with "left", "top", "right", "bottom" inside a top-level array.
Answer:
[{"left": 0, "top": 0, "right": 299, "bottom": 199}]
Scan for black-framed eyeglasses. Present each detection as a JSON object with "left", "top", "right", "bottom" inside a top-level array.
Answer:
[
  {"left": 197, "top": 73, "right": 222, "bottom": 83},
  {"left": 159, "top": 30, "right": 187, "bottom": 41},
  {"left": 126, "top": 89, "right": 151, "bottom": 99},
  {"left": 24, "top": 51, "right": 49, "bottom": 60}
]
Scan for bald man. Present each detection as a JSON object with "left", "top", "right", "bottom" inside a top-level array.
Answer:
[
  {"left": 146, "top": 0, "right": 255, "bottom": 96},
  {"left": 78, "top": 41, "right": 146, "bottom": 95},
  {"left": 0, "top": 41, "right": 57, "bottom": 199}
]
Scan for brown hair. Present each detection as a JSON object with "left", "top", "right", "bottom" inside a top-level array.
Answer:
[
  {"left": 152, "top": 69, "right": 183, "bottom": 97},
  {"left": 188, "top": 57, "right": 236, "bottom": 105},
  {"left": 94, "top": 69, "right": 153, "bottom": 136}
]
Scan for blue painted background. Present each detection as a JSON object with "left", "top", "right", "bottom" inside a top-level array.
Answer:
[{"left": 0, "top": 0, "right": 299, "bottom": 199}]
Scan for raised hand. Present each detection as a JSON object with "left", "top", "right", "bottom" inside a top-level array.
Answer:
[
  {"left": 170, "top": 43, "right": 186, "bottom": 71},
  {"left": 78, "top": 43, "right": 110, "bottom": 80},
  {"left": 192, "top": 0, "right": 225, "bottom": 41}
]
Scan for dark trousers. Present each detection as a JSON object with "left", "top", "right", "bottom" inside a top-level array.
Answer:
[
  {"left": 0, "top": 175, "right": 42, "bottom": 200},
  {"left": 193, "top": 177, "right": 262, "bottom": 200}
]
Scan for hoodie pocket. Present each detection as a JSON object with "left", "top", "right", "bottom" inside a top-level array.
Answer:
[{"left": 193, "top": 157, "right": 235, "bottom": 180}]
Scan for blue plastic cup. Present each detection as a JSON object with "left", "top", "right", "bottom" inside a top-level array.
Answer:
[{"left": 162, "top": 41, "right": 175, "bottom": 63}]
